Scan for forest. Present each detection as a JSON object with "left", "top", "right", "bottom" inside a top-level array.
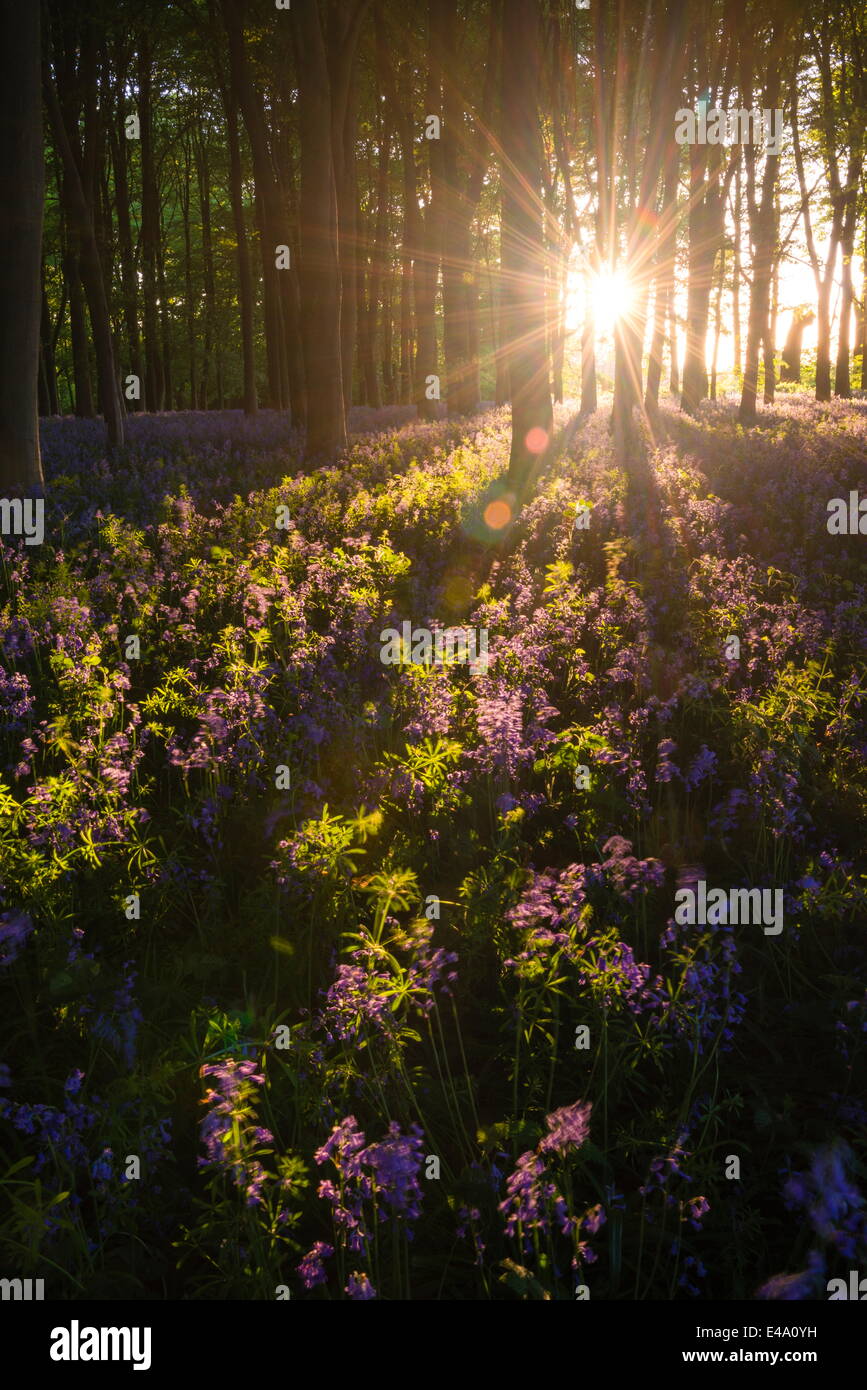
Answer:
[{"left": 0, "top": 0, "right": 866, "bottom": 1311}]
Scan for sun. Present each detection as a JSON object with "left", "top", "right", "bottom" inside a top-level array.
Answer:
[
  {"left": 565, "top": 262, "right": 635, "bottom": 338},
  {"left": 588, "top": 265, "right": 634, "bottom": 337}
]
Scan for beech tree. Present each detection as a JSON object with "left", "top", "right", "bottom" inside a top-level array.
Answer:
[{"left": 0, "top": 0, "right": 45, "bottom": 490}]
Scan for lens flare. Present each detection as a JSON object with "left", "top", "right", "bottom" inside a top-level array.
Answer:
[
  {"left": 483, "top": 499, "right": 512, "bottom": 530},
  {"left": 525, "top": 427, "right": 549, "bottom": 454}
]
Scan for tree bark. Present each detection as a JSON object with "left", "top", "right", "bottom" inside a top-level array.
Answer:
[
  {"left": 0, "top": 0, "right": 45, "bottom": 490},
  {"left": 196, "top": 121, "right": 218, "bottom": 408},
  {"left": 108, "top": 46, "right": 143, "bottom": 410},
  {"left": 295, "top": 0, "right": 347, "bottom": 460},
  {"left": 834, "top": 166, "right": 861, "bottom": 397},
  {"left": 225, "top": 88, "right": 257, "bottom": 415},
  {"left": 780, "top": 309, "right": 814, "bottom": 381},
  {"left": 645, "top": 140, "right": 681, "bottom": 411},
  {"left": 40, "top": 269, "right": 60, "bottom": 417},
  {"left": 415, "top": 0, "right": 444, "bottom": 421},
  {"left": 501, "top": 0, "right": 551, "bottom": 496},
  {"left": 397, "top": 61, "right": 419, "bottom": 405},
  {"left": 65, "top": 241, "right": 93, "bottom": 418},
  {"left": 138, "top": 33, "right": 164, "bottom": 412}
]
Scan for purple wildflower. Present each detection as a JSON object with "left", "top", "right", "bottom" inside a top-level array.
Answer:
[
  {"left": 539, "top": 1100, "right": 592, "bottom": 1157},
  {"left": 298, "top": 1241, "right": 334, "bottom": 1289},
  {"left": 346, "top": 1271, "right": 376, "bottom": 1300},
  {"left": 0, "top": 912, "right": 34, "bottom": 967}
]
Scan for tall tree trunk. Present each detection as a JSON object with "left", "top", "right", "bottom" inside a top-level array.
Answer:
[
  {"left": 196, "top": 123, "right": 217, "bottom": 408},
  {"left": 397, "top": 61, "right": 419, "bottom": 405},
  {"left": 325, "top": 0, "right": 372, "bottom": 422},
  {"left": 273, "top": 123, "right": 306, "bottom": 425},
  {"left": 680, "top": 138, "right": 738, "bottom": 413},
  {"left": 337, "top": 60, "right": 360, "bottom": 415},
  {"left": 710, "top": 247, "right": 725, "bottom": 400},
  {"left": 645, "top": 140, "right": 681, "bottom": 411},
  {"left": 65, "top": 242, "right": 93, "bottom": 417},
  {"left": 295, "top": 0, "right": 347, "bottom": 460},
  {"left": 815, "top": 257, "right": 835, "bottom": 402},
  {"left": 552, "top": 248, "right": 567, "bottom": 405},
  {"left": 108, "top": 75, "right": 143, "bottom": 409},
  {"left": 763, "top": 240, "right": 778, "bottom": 404},
  {"left": 225, "top": 89, "right": 257, "bottom": 415},
  {"left": 356, "top": 158, "right": 376, "bottom": 410},
  {"left": 860, "top": 205, "right": 867, "bottom": 390},
  {"left": 138, "top": 35, "right": 164, "bottom": 411},
  {"left": 502, "top": 0, "right": 551, "bottom": 496},
  {"left": 439, "top": 0, "right": 475, "bottom": 414},
  {"left": 415, "top": 0, "right": 444, "bottom": 421},
  {"left": 40, "top": 271, "right": 60, "bottom": 416},
  {"left": 157, "top": 226, "right": 173, "bottom": 410},
  {"left": 0, "top": 0, "right": 44, "bottom": 490},
  {"left": 365, "top": 77, "right": 390, "bottom": 410},
  {"left": 180, "top": 136, "right": 197, "bottom": 409},
  {"left": 667, "top": 293, "right": 679, "bottom": 396},
  {"left": 732, "top": 155, "right": 741, "bottom": 382},
  {"left": 681, "top": 176, "right": 716, "bottom": 414},
  {"left": 381, "top": 257, "right": 395, "bottom": 401},
  {"left": 835, "top": 170, "right": 861, "bottom": 397}
]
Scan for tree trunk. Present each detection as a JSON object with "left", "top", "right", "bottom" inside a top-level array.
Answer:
[
  {"left": 732, "top": 155, "right": 741, "bottom": 382},
  {"left": 645, "top": 140, "right": 680, "bottom": 411},
  {"left": 681, "top": 185, "right": 715, "bottom": 414},
  {"left": 668, "top": 290, "right": 679, "bottom": 395},
  {"left": 501, "top": 0, "right": 551, "bottom": 496},
  {"left": 0, "top": 0, "right": 44, "bottom": 490},
  {"left": 196, "top": 122, "right": 217, "bottom": 408},
  {"left": 763, "top": 242, "right": 778, "bottom": 404},
  {"left": 180, "top": 134, "right": 196, "bottom": 408},
  {"left": 861, "top": 206, "right": 867, "bottom": 390},
  {"left": 108, "top": 69, "right": 143, "bottom": 409},
  {"left": 359, "top": 157, "right": 377, "bottom": 410},
  {"left": 225, "top": 89, "right": 257, "bottom": 414},
  {"left": 834, "top": 171, "right": 861, "bottom": 398},
  {"left": 65, "top": 243, "right": 93, "bottom": 418},
  {"left": 138, "top": 34, "right": 164, "bottom": 412},
  {"left": 552, "top": 248, "right": 567, "bottom": 405},
  {"left": 780, "top": 309, "right": 813, "bottom": 381},
  {"left": 295, "top": 0, "right": 346, "bottom": 460},
  {"left": 439, "top": 0, "right": 476, "bottom": 414},
  {"left": 337, "top": 58, "right": 360, "bottom": 415},
  {"left": 397, "top": 62, "right": 419, "bottom": 405},
  {"left": 815, "top": 261, "right": 835, "bottom": 402},
  {"left": 364, "top": 75, "right": 390, "bottom": 409},
  {"left": 40, "top": 271, "right": 60, "bottom": 416},
  {"left": 710, "top": 248, "right": 725, "bottom": 400},
  {"left": 157, "top": 221, "right": 173, "bottom": 411},
  {"left": 415, "top": 0, "right": 444, "bottom": 421}
]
